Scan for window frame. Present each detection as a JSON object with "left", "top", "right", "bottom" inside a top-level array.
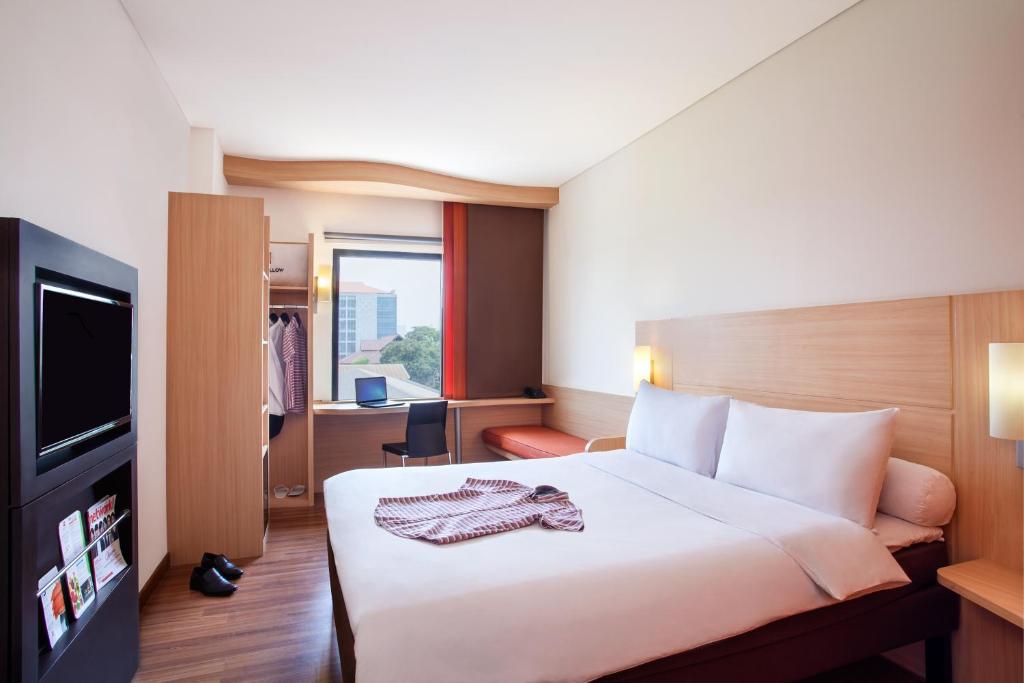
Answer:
[{"left": 331, "top": 248, "right": 444, "bottom": 401}]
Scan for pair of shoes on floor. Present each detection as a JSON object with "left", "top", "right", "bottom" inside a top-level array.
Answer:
[{"left": 189, "top": 553, "right": 244, "bottom": 597}]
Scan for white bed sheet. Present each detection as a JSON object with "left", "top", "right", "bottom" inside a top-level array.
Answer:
[{"left": 324, "top": 450, "right": 912, "bottom": 683}]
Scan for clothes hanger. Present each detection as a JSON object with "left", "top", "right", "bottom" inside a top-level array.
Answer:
[
  {"left": 281, "top": 312, "right": 291, "bottom": 325},
  {"left": 269, "top": 312, "right": 279, "bottom": 323}
]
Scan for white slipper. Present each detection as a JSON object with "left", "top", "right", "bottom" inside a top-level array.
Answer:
[
  {"left": 287, "top": 485, "right": 306, "bottom": 497},
  {"left": 273, "top": 485, "right": 288, "bottom": 499}
]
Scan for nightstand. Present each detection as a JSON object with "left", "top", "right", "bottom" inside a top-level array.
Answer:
[{"left": 937, "top": 559, "right": 1023, "bottom": 628}]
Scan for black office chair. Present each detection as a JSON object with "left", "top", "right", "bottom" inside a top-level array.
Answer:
[{"left": 382, "top": 401, "right": 451, "bottom": 467}]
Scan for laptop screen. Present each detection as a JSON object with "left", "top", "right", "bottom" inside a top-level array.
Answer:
[{"left": 355, "top": 376, "right": 388, "bottom": 403}]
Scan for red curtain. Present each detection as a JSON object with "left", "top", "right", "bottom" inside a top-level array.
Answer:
[{"left": 442, "top": 202, "right": 468, "bottom": 399}]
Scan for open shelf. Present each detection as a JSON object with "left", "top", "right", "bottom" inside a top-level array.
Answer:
[{"left": 269, "top": 285, "right": 308, "bottom": 292}]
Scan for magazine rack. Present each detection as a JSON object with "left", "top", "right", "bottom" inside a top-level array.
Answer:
[{"left": 11, "top": 448, "right": 139, "bottom": 683}]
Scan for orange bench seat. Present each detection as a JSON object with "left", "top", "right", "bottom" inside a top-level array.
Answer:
[{"left": 482, "top": 425, "right": 587, "bottom": 460}]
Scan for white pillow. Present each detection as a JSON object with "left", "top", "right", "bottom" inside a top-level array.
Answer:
[
  {"left": 877, "top": 457, "right": 956, "bottom": 527},
  {"left": 625, "top": 381, "right": 730, "bottom": 477},
  {"left": 715, "top": 400, "right": 898, "bottom": 527}
]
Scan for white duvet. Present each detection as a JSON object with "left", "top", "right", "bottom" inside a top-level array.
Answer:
[{"left": 324, "top": 451, "right": 910, "bottom": 683}]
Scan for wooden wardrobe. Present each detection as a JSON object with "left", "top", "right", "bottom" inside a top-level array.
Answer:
[{"left": 166, "top": 193, "right": 270, "bottom": 565}]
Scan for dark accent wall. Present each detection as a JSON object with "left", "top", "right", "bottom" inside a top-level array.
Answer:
[{"left": 465, "top": 205, "right": 544, "bottom": 398}]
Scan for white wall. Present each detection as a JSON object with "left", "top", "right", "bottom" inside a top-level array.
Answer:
[
  {"left": 0, "top": 1, "right": 188, "bottom": 585},
  {"left": 545, "top": 0, "right": 1024, "bottom": 397},
  {"left": 187, "top": 127, "right": 228, "bottom": 195},
  {"left": 227, "top": 185, "right": 441, "bottom": 400}
]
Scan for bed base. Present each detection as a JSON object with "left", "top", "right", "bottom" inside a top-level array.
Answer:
[{"left": 327, "top": 537, "right": 957, "bottom": 683}]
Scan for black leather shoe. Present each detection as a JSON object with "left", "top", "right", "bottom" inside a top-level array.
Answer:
[
  {"left": 189, "top": 566, "right": 237, "bottom": 597},
  {"left": 201, "top": 552, "right": 244, "bottom": 580}
]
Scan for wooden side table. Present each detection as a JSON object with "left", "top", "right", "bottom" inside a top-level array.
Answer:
[{"left": 937, "top": 559, "right": 1024, "bottom": 628}]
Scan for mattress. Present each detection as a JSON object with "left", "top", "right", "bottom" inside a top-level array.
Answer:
[{"left": 324, "top": 451, "right": 938, "bottom": 683}]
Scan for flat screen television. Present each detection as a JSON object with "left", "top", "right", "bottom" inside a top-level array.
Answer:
[{"left": 37, "top": 283, "right": 133, "bottom": 461}]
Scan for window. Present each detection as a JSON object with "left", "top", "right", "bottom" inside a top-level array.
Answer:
[{"left": 332, "top": 249, "right": 442, "bottom": 401}]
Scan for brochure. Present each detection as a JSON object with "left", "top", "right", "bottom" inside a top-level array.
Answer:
[
  {"left": 38, "top": 567, "right": 69, "bottom": 649},
  {"left": 87, "top": 495, "right": 129, "bottom": 590},
  {"left": 57, "top": 510, "right": 96, "bottom": 619}
]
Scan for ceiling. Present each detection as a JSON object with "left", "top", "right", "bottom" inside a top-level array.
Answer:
[{"left": 123, "top": 0, "right": 858, "bottom": 187}]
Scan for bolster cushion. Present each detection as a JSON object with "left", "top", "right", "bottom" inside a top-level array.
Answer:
[{"left": 877, "top": 457, "right": 956, "bottom": 527}]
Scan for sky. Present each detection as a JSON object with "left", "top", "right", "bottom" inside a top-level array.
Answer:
[{"left": 336, "top": 254, "right": 442, "bottom": 331}]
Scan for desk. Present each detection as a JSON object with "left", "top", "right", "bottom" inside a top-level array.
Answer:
[{"left": 314, "top": 397, "right": 555, "bottom": 464}]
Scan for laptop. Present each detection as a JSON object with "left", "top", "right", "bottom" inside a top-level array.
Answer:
[{"left": 354, "top": 376, "right": 404, "bottom": 408}]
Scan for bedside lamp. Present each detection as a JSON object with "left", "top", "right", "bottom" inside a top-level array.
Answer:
[
  {"left": 989, "top": 343, "right": 1024, "bottom": 468},
  {"left": 316, "top": 264, "right": 332, "bottom": 304},
  {"left": 633, "top": 345, "right": 651, "bottom": 391}
]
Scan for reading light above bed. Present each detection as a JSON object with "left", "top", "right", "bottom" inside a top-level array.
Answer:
[{"left": 989, "top": 342, "right": 1024, "bottom": 468}]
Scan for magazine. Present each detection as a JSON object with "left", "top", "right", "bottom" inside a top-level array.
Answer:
[
  {"left": 57, "top": 510, "right": 96, "bottom": 619},
  {"left": 38, "top": 567, "right": 69, "bottom": 649},
  {"left": 87, "top": 495, "right": 128, "bottom": 590}
]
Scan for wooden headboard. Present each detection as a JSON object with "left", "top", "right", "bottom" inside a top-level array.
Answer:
[{"left": 636, "top": 296, "right": 953, "bottom": 475}]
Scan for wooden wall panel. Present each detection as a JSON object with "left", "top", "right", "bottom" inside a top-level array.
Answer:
[
  {"left": 541, "top": 385, "right": 634, "bottom": 441},
  {"left": 949, "top": 290, "right": 1024, "bottom": 683},
  {"left": 312, "top": 405, "right": 541, "bottom": 490},
  {"left": 951, "top": 290, "right": 1024, "bottom": 570},
  {"left": 645, "top": 297, "right": 953, "bottom": 409}
]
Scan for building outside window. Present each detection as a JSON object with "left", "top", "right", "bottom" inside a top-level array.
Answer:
[{"left": 332, "top": 249, "right": 442, "bottom": 401}]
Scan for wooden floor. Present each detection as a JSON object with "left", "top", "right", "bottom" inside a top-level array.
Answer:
[
  {"left": 137, "top": 503, "right": 341, "bottom": 682},
  {"left": 136, "top": 500, "right": 921, "bottom": 683}
]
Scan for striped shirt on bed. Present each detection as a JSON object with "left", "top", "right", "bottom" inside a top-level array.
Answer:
[{"left": 374, "top": 478, "right": 584, "bottom": 544}]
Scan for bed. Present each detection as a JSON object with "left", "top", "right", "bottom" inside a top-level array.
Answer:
[
  {"left": 324, "top": 297, "right": 963, "bottom": 682},
  {"left": 324, "top": 451, "right": 957, "bottom": 683}
]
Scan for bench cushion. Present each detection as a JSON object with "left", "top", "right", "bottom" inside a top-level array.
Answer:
[{"left": 482, "top": 425, "right": 587, "bottom": 459}]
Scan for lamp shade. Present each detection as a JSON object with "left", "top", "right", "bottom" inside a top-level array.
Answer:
[
  {"left": 316, "top": 264, "right": 332, "bottom": 303},
  {"left": 633, "top": 345, "right": 652, "bottom": 391},
  {"left": 989, "top": 342, "right": 1024, "bottom": 440}
]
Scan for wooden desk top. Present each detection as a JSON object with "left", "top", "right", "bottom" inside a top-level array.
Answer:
[
  {"left": 937, "top": 559, "right": 1024, "bottom": 628},
  {"left": 313, "top": 396, "right": 554, "bottom": 416}
]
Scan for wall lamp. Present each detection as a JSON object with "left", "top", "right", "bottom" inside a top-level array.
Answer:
[
  {"left": 633, "top": 345, "right": 652, "bottom": 391},
  {"left": 316, "top": 264, "right": 332, "bottom": 304},
  {"left": 989, "top": 343, "right": 1024, "bottom": 468}
]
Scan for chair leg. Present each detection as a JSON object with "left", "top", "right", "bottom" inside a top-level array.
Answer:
[
  {"left": 401, "top": 455, "right": 407, "bottom": 468},
  {"left": 448, "top": 452, "right": 452, "bottom": 465},
  {"left": 382, "top": 450, "right": 387, "bottom": 468}
]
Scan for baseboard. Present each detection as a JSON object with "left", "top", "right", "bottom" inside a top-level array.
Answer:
[{"left": 139, "top": 552, "right": 170, "bottom": 610}]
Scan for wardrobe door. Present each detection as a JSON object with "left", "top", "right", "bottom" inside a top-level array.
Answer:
[{"left": 167, "top": 192, "right": 266, "bottom": 564}]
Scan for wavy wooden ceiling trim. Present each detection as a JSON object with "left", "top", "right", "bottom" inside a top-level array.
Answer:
[{"left": 223, "top": 156, "right": 558, "bottom": 209}]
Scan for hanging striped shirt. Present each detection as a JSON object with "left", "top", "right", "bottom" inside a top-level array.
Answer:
[
  {"left": 374, "top": 478, "right": 584, "bottom": 544},
  {"left": 282, "top": 315, "right": 307, "bottom": 413}
]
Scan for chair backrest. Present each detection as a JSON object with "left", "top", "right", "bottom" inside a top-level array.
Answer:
[{"left": 406, "top": 401, "right": 449, "bottom": 457}]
